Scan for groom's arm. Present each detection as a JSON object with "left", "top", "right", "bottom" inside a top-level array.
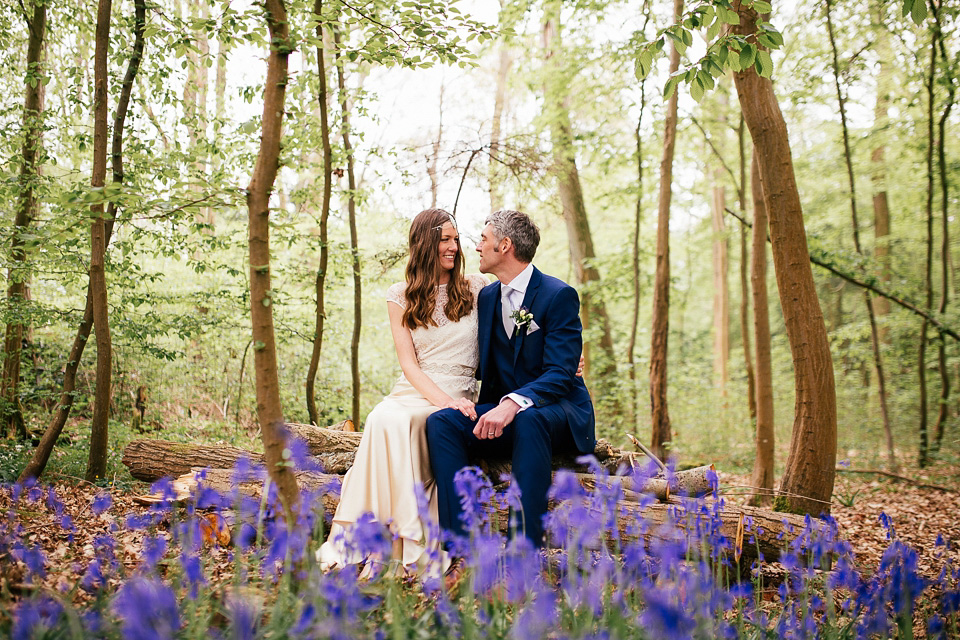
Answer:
[{"left": 512, "top": 285, "right": 582, "bottom": 406}]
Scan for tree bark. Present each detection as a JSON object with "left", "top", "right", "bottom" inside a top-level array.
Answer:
[
  {"left": 85, "top": 0, "right": 114, "bottom": 483},
  {"left": 2, "top": 0, "right": 47, "bottom": 441},
  {"left": 824, "top": 0, "right": 896, "bottom": 471},
  {"left": 306, "top": 1, "right": 334, "bottom": 427},
  {"left": 931, "top": 1, "right": 955, "bottom": 453},
  {"left": 168, "top": 465, "right": 810, "bottom": 564},
  {"left": 870, "top": 6, "right": 892, "bottom": 334},
  {"left": 736, "top": 116, "right": 756, "bottom": 422},
  {"left": 919, "top": 30, "right": 936, "bottom": 468},
  {"left": 711, "top": 182, "right": 729, "bottom": 397},
  {"left": 541, "top": 1, "right": 618, "bottom": 392},
  {"left": 427, "top": 85, "right": 444, "bottom": 208},
  {"left": 731, "top": 5, "right": 837, "bottom": 516},
  {"left": 649, "top": 0, "right": 684, "bottom": 461},
  {"left": 123, "top": 431, "right": 636, "bottom": 483},
  {"left": 246, "top": 0, "right": 300, "bottom": 512},
  {"left": 488, "top": 34, "right": 512, "bottom": 212},
  {"left": 331, "top": 26, "right": 362, "bottom": 430},
  {"left": 749, "top": 152, "right": 774, "bottom": 507},
  {"left": 19, "top": 0, "right": 146, "bottom": 483}
]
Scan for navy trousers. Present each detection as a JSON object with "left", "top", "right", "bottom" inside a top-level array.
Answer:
[{"left": 426, "top": 401, "right": 576, "bottom": 547}]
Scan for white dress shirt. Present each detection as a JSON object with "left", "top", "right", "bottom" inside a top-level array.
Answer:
[{"left": 500, "top": 264, "right": 535, "bottom": 412}]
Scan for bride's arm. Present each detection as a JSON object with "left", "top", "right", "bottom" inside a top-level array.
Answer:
[{"left": 387, "top": 302, "right": 476, "bottom": 419}]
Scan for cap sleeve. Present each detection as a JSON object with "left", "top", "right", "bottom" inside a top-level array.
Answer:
[
  {"left": 468, "top": 273, "right": 490, "bottom": 298},
  {"left": 386, "top": 282, "right": 407, "bottom": 308}
]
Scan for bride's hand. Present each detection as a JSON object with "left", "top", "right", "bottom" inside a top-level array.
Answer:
[{"left": 442, "top": 397, "right": 477, "bottom": 421}]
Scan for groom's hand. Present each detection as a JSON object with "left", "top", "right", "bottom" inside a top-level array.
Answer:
[{"left": 474, "top": 399, "right": 520, "bottom": 440}]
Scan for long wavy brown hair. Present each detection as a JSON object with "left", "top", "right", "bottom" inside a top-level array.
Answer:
[{"left": 402, "top": 209, "right": 474, "bottom": 330}]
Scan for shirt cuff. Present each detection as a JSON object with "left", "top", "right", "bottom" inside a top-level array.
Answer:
[{"left": 503, "top": 393, "right": 533, "bottom": 412}]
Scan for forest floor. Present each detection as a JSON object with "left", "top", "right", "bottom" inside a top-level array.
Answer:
[
  {"left": 4, "top": 458, "right": 959, "bottom": 605},
  {"left": 721, "top": 459, "right": 960, "bottom": 577}
]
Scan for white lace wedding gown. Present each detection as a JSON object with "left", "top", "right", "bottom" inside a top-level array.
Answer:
[{"left": 318, "top": 274, "right": 487, "bottom": 573}]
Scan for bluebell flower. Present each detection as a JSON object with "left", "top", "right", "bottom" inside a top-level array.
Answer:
[
  {"left": 511, "top": 587, "right": 557, "bottom": 638},
  {"left": 469, "top": 533, "right": 504, "bottom": 594},
  {"left": 226, "top": 595, "right": 260, "bottom": 640},
  {"left": 112, "top": 576, "right": 181, "bottom": 640},
  {"left": 453, "top": 466, "right": 494, "bottom": 535},
  {"left": 640, "top": 582, "right": 696, "bottom": 639},
  {"left": 180, "top": 550, "right": 205, "bottom": 598},
  {"left": 141, "top": 535, "right": 167, "bottom": 571},
  {"left": 12, "top": 542, "right": 46, "bottom": 580},
  {"left": 11, "top": 595, "right": 63, "bottom": 640},
  {"left": 236, "top": 522, "right": 257, "bottom": 550},
  {"left": 91, "top": 491, "right": 113, "bottom": 515}
]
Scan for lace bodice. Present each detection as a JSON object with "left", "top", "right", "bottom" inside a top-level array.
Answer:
[{"left": 387, "top": 274, "right": 489, "bottom": 395}]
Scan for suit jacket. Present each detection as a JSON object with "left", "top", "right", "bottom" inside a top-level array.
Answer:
[{"left": 476, "top": 266, "right": 596, "bottom": 454}]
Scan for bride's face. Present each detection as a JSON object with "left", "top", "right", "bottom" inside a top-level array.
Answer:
[{"left": 437, "top": 221, "right": 459, "bottom": 272}]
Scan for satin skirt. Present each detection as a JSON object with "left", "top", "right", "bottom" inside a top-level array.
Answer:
[{"left": 317, "top": 378, "right": 471, "bottom": 576}]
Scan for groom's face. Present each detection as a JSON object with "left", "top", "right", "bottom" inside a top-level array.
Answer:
[{"left": 477, "top": 224, "right": 505, "bottom": 274}]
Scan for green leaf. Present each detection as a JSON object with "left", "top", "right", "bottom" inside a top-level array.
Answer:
[
  {"left": 911, "top": 0, "right": 927, "bottom": 24},
  {"left": 756, "top": 50, "right": 774, "bottom": 77},
  {"left": 664, "top": 75, "right": 682, "bottom": 100},
  {"left": 901, "top": 0, "right": 915, "bottom": 18},
  {"left": 691, "top": 76, "right": 705, "bottom": 102},
  {"left": 739, "top": 43, "right": 756, "bottom": 69},
  {"left": 753, "top": 0, "right": 772, "bottom": 12}
]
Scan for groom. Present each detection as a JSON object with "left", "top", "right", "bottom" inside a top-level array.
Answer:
[{"left": 426, "top": 209, "right": 595, "bottom": 547}]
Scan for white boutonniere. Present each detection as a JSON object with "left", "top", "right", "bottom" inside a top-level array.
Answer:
[{"left": 510, "top": 307, "right": 536, "bottom": 334}]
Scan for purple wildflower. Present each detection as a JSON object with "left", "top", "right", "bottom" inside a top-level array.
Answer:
[
  {"left": 12, "top": 595, "right": 63, "bottom": 640},
  {"left": 91, "top": 491, "right": 113, "bottom": 515},
  {"left": 113, "top": 576, "right": 181, "bottom": 640}
]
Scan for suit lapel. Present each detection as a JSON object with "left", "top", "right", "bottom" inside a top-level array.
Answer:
[
  {"left": 513, "top": 267, "right": 542, "bottom": 366},
  {"left": 478, "top": 283, "right": 499, "bottom": 377}
]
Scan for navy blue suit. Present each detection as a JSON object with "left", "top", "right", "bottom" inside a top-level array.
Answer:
[{"left": 426, "top": 267, "right": 595, "bottom": 545}]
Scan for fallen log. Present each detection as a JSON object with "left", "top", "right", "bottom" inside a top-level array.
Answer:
[
  {"left": 122, "top": 431, "right": 649, "bottom": 483},
  {"left": 164, "top": 466, "right": 809, "bottom": 562}
]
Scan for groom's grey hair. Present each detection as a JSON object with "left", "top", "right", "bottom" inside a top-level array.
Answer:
[{"left": 486, "top": 209, "right": 540, "bottom": 263}]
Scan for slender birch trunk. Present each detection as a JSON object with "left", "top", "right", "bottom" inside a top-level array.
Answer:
[
  {"left": 246, "top": 0, "right": 300, "bottom": 512},
  {"left": 825, "top": 0, "right": 895, "bottom": 470},
  {"left": 649, "top": 0, "right": 684, "bottom": 460},
  {"left": 333, "top": 26, "right": 362, "bottom": 430},
  {"left": 306, "top": 1, "right": 334, "bottom": 427}
]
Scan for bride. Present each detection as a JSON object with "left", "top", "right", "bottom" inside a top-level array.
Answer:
[{"left": 318, "top": 208, "right": 487, "bottom": 575}]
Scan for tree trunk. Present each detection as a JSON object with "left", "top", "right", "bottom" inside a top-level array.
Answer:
[
  {"left": 711, "top": 182, "right": 729, "bottom": 397},
  {"left": 919, "top": 31, "right": 936, "bottom": 469},
  {"left": 167, "top": 465, "right": 810, "bottom": 564},
  {"left": 19, "top": 0, "right": 146, "bottom": 483},
  {"left": 306, "top": 0, "right": 334, "bottom": 427},
  {"left": 488, "top": 37, "right": 512, "bottom": 212},
  {"left": 736, "top": 116, "right": 757, "bottom": 422},
  {"left": 932, "top": 1, "right": 955, "bottom": 452},
  {"left": 824, "top": 0, "right": 896, "bottom": 471},
  {"left": 246, "top": 0, "right": 300, "bottom": 513},
  {"left": 870, "top": 6, "right": 892, "bottom": 334},
  {"left": 732, "top": 5, "right": 837, "bottom": 516},
  {"left": 2, "top": 0, "right": 47, "bottom": 441},
  {"left": 123, "top": 432, "right": 635, "bottom": 484},
  {"left": 427, "top": 85, "right": 444, "bottom": 208},
  {"left": 85, "top": 0, "right": 114, "bottom": 483},
  {"left": 541, "top": 1, "right": 618, "bottom": 392},
  {"left": 649, "top": 0, "right": 684, "bottom": 461},
  {"left": 749, "top": 152, "right": 775, "bottom": 507},
  {"left": 627, "top": 114, "right": 645, "bottom": 428},
  {"left": 332, "top": 26, "right": 362, "bottom": 430}
]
